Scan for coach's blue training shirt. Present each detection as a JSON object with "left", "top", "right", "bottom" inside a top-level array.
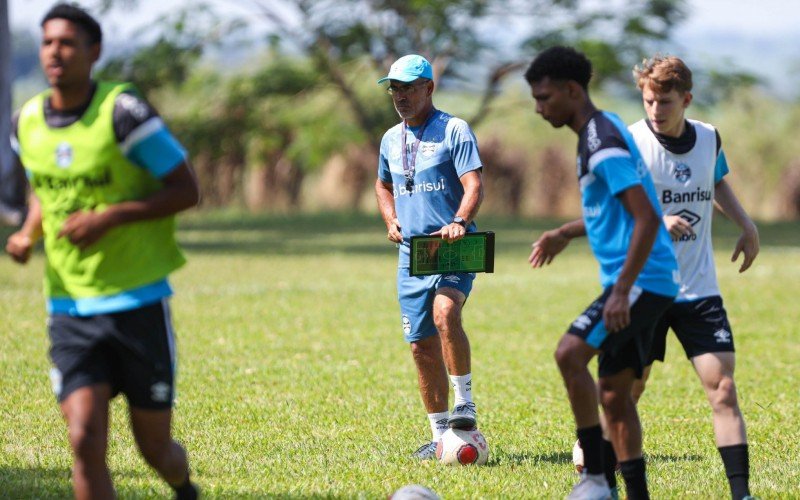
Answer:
[
  {"left": 577, "top": 111, "right": 679, "bottom": 297},
  {"left": 378, "top": 109, "right": 483, "bottom": 267}
]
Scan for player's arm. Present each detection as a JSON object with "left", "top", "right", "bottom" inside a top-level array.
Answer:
[
  {"left": 375, "top": 179, "right": 402, "bottom": 243},
  {"left": 58, "top": 163, "right": 199, "bottom": 249},
  {"left": 6, "top": 192, "right": 42, "bottom": 264},
  {"left": 432, "top": 170, "right": 483, "bottom": 243},
  {"left": 603, "top": 185, "right": 661, "bottom": 332},
  {"left": 529, "top": 218, "right": 586, "bottom": 268},
  {"left": 714, "top": 178, "right": 759, "bottom": 272}
]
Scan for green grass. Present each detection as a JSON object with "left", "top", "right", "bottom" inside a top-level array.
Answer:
[{"left": 1, "top": 212, "right": 799, "bottom": 498}]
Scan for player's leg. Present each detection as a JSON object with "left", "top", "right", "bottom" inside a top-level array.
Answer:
[
  {"left": 399, "top": 269, "right": 450, "bottom": 457},
  {"left": 630, "top": 364, "right": 652, "bottom": 404},
  {"left": 693, "top": 352, "right": 750, "bottom": 499},
  {"left": 557, "top": 291, "right": 611, "bottom": 499},
  {"left": 410, "top": 334, "right": 450, "bottom": 414},
  {"left": 555, "top": 333, "right": 602, "bottom": 428},
  {"left": 693, "top": 352, "right": 745, "bottom": 445},
  {"left": 113, "top": 301, "right": 198, "bottom": 496},
  {"left": 48, "top": 313, "right": 118, "bottom": 499},
  {"left": 599, "top": 367, "right": 650, "bottom": 500},
  {"left": 410, "top": 334, "right": 450, "bottom": 458},
  {"left": 598, "top": 369, "right": 640, "bottom": 461},
  {"left": 556, "top": 334, "right": 612, "bottom": 499},
  {"left": 675, "top": 297, "right": 749, "bottom": 499},
  {"left": 631, "top": 311, "right": 669, "bottom": 405},
  {"left": 596, "top": 289, "right": 674, "bottom": 500},
  {"left": 129, "top": 408, "right": 196, "bottom": 499},
  {"left": 60, "top": 384, "right": 114, "bottom": 500},
  {"left": 432, "top": 284, "right": 476, "bottom": 429}
]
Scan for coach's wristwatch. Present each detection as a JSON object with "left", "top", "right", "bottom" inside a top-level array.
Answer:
[{"left": 453, "top": 216, "right": 467, "bottom": 227}]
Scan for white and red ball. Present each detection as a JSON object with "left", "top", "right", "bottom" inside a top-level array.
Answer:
[
  {"left": 435, "top": 428, "right": 489, "bottom": 466},
  {"left": 572, "top": 439, "right": 584, "bottom": 473}
]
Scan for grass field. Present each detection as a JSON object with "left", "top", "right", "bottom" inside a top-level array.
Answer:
[{"left": 1, "top": 212, "right": 799, "bottom": 499}]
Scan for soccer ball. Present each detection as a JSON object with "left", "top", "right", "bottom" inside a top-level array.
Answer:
[
  {"left": 389, "top": 484, "right": 441, "bottom": 499},
  {"left": 435, "top": 428, "right": 489, "bottom": 466},
  {"left": 572, "top": 439, "right": 584, "bottom": 473}
]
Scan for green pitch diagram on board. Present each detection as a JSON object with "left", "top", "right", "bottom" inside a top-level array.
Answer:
[{"left": 410, "top": 231, "right": 495, "bottom": 276}]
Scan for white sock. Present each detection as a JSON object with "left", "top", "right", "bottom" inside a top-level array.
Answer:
[
  {"left": 449, "top": 373, "right": 473, "bottom": 406},
  {"left": 428, "top": 411, "right": 449, "bottom": 441}
]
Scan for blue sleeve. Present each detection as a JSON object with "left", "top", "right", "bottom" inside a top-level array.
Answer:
[
  {"left": 447, "top": 119, "right": 482, "bottom": 177},
  {"left": 378, "top": 138, "right": 392, "bottom": 182},
  {"left": 593, "top": 156, "right": 641, "bottom": 196},
  {"left": 121, "top": 118, "right": 188, "bottom": 179},
  {"left": 714, "top": 149, "right": 729, "bottom": 183}
]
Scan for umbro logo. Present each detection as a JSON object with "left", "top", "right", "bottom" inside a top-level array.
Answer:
[
  {"left": 151, "top": 381, "right": 171, "bottom": 402},
  {"left": 572, "top": 314, "right": 592, "bottom": 331},
  {"left": 676, "top": 209, "right": 701, "bottom": 227},
  {"left": 443, "top": 275, "right": 460, "bottom": 284},
  {"left": 713, "top": 329, "right": 732, "bottom": 343}
]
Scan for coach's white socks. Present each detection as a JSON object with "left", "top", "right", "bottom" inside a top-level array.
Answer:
[
  {"left": 450, "top": 373, "right": 473, "bottom": 406},
  {"left": 428, "top": 411, "right": 450, "bottom": 441}
]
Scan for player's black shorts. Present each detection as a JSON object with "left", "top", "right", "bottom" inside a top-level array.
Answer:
[
  {"left": 48, "top": 300, "right": 177, "bottom": 410},
  {"left": 568, "top": 286, "right": 674, "bottom": 378},
  {"left": 648, "top": 295, "right": 735, "bottom": 364}
]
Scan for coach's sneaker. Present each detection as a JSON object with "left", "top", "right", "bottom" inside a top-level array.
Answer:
[
  {"left": 567, "top": 471, "right": 612, "bottom": 500},
  {"left": 412, "top": 441, "right": 439, "bottom": 460},
  {"left": 447, "top": 402, "right": 477, "bottom": 429}
]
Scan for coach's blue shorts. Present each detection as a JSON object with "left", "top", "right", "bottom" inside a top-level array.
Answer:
[{"left": 397, "top": 267, "right": 475, "bottom": 343}]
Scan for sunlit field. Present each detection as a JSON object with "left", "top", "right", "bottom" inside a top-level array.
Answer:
[{"left": 1, "top": 212, "right": 798, "bottom": 498}]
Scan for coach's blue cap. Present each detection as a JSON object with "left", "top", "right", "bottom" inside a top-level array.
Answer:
[{"left": 377, "top": 54, "right": 433, "bottom": 84}]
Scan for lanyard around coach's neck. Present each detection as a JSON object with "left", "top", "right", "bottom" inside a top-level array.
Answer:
[{"left": 400, "top": 109, "right": 436, "bottom": 188}]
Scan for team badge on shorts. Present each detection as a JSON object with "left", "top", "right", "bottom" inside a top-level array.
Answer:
[
  {"left": 402, "top": 315, "right": 412, "bottom": 335},
  {"left": 713, "top": 329, "right": 732, "bottom": 344},
  {"left": 150, "top": 381, "right": 171, "bottom": 403}
]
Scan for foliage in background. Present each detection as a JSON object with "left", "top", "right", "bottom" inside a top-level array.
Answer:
[{"left": 6, "top": 0, "right": 796, "bottom": 217}]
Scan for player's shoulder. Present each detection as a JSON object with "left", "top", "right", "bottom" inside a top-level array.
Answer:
[
  {"left": 686, "top": 118, "right": 717, "bottom": 137},
  {"left": 113, "top": 88, "right": 158, "bottom": 123},
  {"left": 628, "top": 118, "right": 649, "bottom": 135},
  {"left": 582, "top": 111, "right": 629, "bottom": 155},
  {"left": 439, "top": 111, "right": 468, "bottom": 131},
  {"left": 439, "top": 111, "right": 477, "bottom": 143}
]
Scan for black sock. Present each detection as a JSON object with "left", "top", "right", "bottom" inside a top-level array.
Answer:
[
  {"left": 719, "top": 444, "right": 750, "bottom": 499},
  {"left": 603, "top": 439, "right": 618, "bottom": 489},
  {"left": 172, "top": 473, "right": 198, "bottom": 500},
  {"left": 620, "top": 457, "right": 649, "bottom": 500},
  {"left": 577, "top": 425, "right": 604, "bottom": 476}
]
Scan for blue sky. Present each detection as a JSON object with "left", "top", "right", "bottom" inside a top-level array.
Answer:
[{"left": 9, "top": 0, "right": 800, "bottom": 98}]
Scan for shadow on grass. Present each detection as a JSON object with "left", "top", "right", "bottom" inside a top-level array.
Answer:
[
  {"left": 3, "top": 211, "right": 799, "bottom": 257},
  {"left": 500, "top": 451, "right": 702, "bottom": 467},
  {"left": 175, "top": 212, "right": 574, "bottom": 257},
  {"left": 503, "top": 451, "right": 573, "bottom": 466},
  {"left": 646, "top": 453, "right": 703, "bottom": 464},
  {"left": 0, "top": 466, "right": 73, "bottom": 498}
]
